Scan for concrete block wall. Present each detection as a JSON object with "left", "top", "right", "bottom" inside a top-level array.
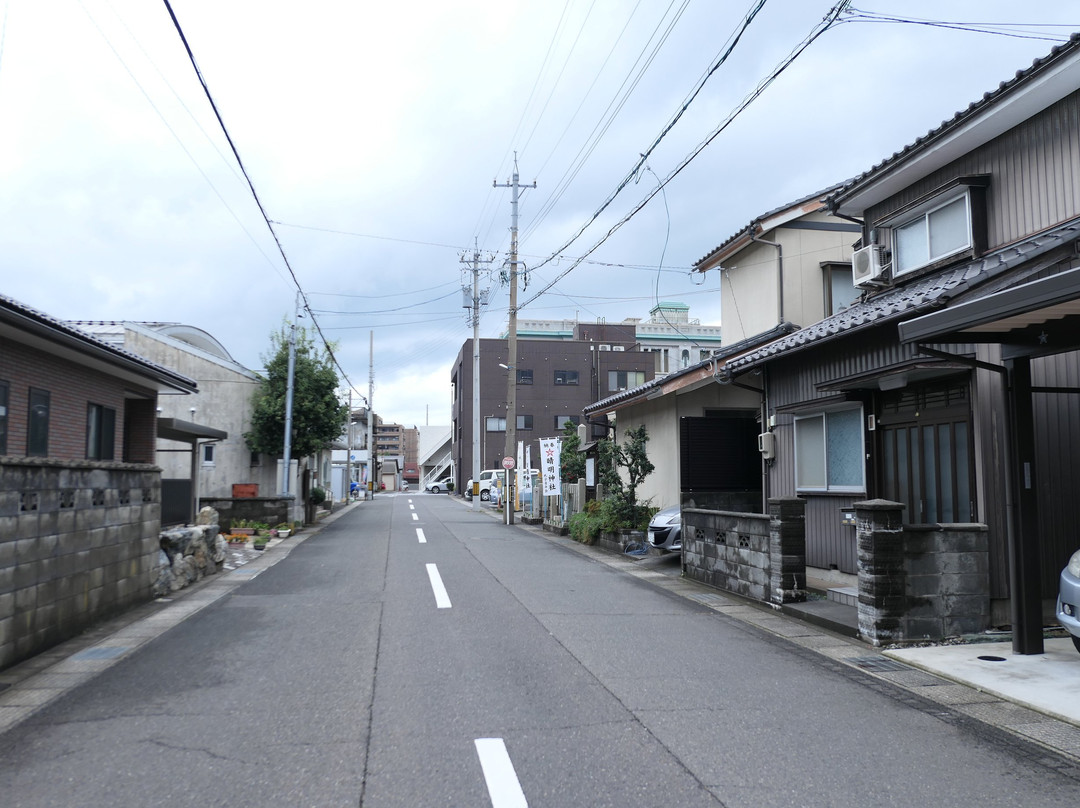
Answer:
[
  {"left": 856, "top": 500, "right": 990, "bottom": 646},
  {"left": 0, "top": 458, "right": 161, "bottom": 670},
  {"left": 683, "top": 499, "right": 806, "bottom": 606}
]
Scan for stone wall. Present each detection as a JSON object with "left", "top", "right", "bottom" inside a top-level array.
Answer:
[
  {"left": 199, "top": 496, "right": 293, "bottom": 532},
  {"left": 0, "top": 458, "right": 161, "bottom": 671},
  {"left": 683, "top": 498, "right": 806, "bottom": 606},
  {"left": 154, "top": 508, "right": 226, "bottom": 596},
  {"left": 857, "top": 499, "right": 990, "bottom": 646}
]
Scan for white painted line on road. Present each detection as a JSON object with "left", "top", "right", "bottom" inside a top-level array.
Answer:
[
  {"left": 426, "top": 563, "right": 452, "bottom": 609},
  {"left": 412, "top": 512, "right": 419, "bottom": 521},
  {"left": 409, "top": 503, "right": 415, "bottom": 510},
  {"left": 475, "top": 738, "right": 528, "bottom": 808},
  {"left": 416, "top": 528, "right": 427, "bottom": 543}
]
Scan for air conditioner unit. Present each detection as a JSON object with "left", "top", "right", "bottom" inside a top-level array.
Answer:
[
  {"left": 852, "top": 245, "right": 887, "bottom": 288},
  {"left": 758, "top": 431, "right": 775, "bottom": 460}
]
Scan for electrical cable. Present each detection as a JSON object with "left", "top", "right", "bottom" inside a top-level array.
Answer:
[
  {"left": 520, "top": 0, "right": 768, "bottom": 273},
  {"left": 522, "top": 0, "right": 692, "bottom": 243},
  {"left": 160, "top": 0, "right": 359, "bottom": 392},
  {"left": 839, "top": 9, "right": 1074, "bottom": 42},
  {"left": 519, "top": 0, "right": 851, "bottom": 311}
]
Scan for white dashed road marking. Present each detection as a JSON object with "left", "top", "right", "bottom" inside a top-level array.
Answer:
[
  {"left": 475, "top": 738, "right": 528, "bottom": 808},
  {"left": 426, "top": 563, "right": 451, "bottom": 609},
  {"left": 416, "top": 528, "right": 427, "bottom": 543}
]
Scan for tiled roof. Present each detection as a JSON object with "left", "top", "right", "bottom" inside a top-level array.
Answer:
[
  {"left": 829, "top": 34, "right": 1080, "bottom": 212},
  {"left": 584, "top": 321, "right": 798, "bottom": 414},
  {"left": 0, "top": 295, "right": 197, "bottom": 391},
  {"left": 725, "top": 217, "right": 1080, "bottom": 373},
  {"left": 694, "top": 182, "right": 848, "bottom": 268}
]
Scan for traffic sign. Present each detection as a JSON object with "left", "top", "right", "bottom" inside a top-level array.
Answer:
[{"left": 502, "top": 456, "right": 515, "bottom": 469}]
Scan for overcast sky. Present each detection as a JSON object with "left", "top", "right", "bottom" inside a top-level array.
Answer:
[{"left": 2, "top": 1, "right": 1078, "bottom": 429}]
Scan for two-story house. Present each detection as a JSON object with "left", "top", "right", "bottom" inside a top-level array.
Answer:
[
  {"left": 722, "top": 34, "right": 1080, "bottom": 651},
  {"left": 583, "top": 188, "right": 858, "bottom": 512}
]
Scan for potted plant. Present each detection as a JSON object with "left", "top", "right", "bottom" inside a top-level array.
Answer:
[
  {"left": 253, "top": 536, "right": 268, "bottom": 550},
  {"left": 275, "top": 522, "right": 292, "bottom": 538},
  {"left": 229, "top": 518, "right": 256, "bottom": 536},
  {"left": 226, "top": 533, "right": 249, "bottom": 547}
]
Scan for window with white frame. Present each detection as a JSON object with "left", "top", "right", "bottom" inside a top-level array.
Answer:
[
  {"left": 202, "top": 443, "right": 215, "bottom": 466},
  {"left": 794, "top": 406, "right": 865, "bottom": 492},
  {"left": 607, "top": 370, "right": 645, "bottom": 391},
  {"left": 893, "top": 193, "right": 971, "bottom": 275}
]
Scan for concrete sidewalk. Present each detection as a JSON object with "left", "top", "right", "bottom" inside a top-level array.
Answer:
[{"left": 888, "top": 637, "right": 1080, "bottom": 726}]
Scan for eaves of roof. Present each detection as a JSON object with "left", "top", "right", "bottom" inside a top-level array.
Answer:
[
  {"left": 694, "top": 182, "right": 847, "bottom": 269},
  {"left": 724, "top": 217, "right": 1080, "bottom": 375},
  {"left": 583, "top": 321, "right": 798, "bottom": 415},
  {"left": 830, "top": 34, "right": 1080, "bottom": 216},
  {"left": 0, "top": 295, "right": 197, "bottom": 394}
]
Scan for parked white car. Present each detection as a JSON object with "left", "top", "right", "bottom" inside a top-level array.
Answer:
[{"left": 425, "top": 477, "right": 453, "bottom": 494}]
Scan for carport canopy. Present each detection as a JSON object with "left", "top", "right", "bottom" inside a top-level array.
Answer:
[
  {"left": 157, "top": 417, "right": 228, "bottom": 443},
  {"left": 898, "top": 265, "right": 1080, "bottom": 358},
  {"left": 897, "top": 264, "right": 1080, "bottom": 656}
]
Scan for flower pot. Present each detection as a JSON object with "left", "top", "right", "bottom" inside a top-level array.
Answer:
[{"left": 277, "top": 530, "right": 290, "bottom": 539}]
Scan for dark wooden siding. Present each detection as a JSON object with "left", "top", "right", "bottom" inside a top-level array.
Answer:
[
  {"left": 1032, "top": 349, "right": 1080, "bottom": 594},
  {"left": 761, "top": 330, "right": 1002, "bottom": 579},
  {"left": 867, "top": 91, "right": 1080, "bottom": 248}
]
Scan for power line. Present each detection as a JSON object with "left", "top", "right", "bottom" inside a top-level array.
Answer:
[
  {"left": 160, "top": 0, "right": 359, "bottom": 393},
  {"left": 520, "top": 0, "right": 852, "bottom": 310},
  {"left": 520, "top": 0, "right": 768, "bottom": 280}
]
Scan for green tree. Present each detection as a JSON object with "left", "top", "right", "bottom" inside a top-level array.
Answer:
[
  {"left": 616, "top": 424, "right": 654, "bottom": 506},
  {"left": 599, "top": 424, "right": 655, "bottom": 532},
  {"left": 559, "top": 420, "right": 585, "bottom": 483},
  {"left": 244, "top": 325, "right": 348, "bottom": 458}
]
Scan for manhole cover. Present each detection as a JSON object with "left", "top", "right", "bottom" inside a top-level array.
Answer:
[
  {"left": 846, "top": 655, "right": 910, "bottom": 672},
  {"left": 978, "top": 655, "right": 1007, "bottom": 662}
]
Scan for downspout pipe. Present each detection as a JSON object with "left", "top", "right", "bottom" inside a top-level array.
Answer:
[{"left": 749, "top": 225, "right": 784, "bottom": 324}]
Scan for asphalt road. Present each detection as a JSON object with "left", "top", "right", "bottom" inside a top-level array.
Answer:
[{"left": 1, "top": 495, "right": 1078, "bottom": 807}]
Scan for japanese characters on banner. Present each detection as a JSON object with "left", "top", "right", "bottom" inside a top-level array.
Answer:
[
  {"left": 523, "top": 444, "right": 532, "bottom": 492},
  {"left": 539, "top": 437, "right": 561, "bottom": 497}
]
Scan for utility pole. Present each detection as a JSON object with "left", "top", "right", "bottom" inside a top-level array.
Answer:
[
  {"left": 462, "top": 241, "right": 493, "bottom": 511},
  {"left": 282, "top": 291, "right": 299, "bottom": 505},
  {"left": 494, "top": 154, "right": 535, "bottom": 525},
  {"left": 367, "top": 331, "right": 375, "bottom": 500}
]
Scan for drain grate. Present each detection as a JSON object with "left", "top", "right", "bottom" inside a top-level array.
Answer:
[{"left": 846, "top": 655, "right": 911, "bottom": 672}]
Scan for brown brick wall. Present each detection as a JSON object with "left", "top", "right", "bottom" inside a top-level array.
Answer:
[{"left": 0, "top": 337, "right": 157, "bottom": 462}]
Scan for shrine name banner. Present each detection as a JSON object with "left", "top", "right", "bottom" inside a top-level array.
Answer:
[{"left": 539, "top": 437, "right": 561, "bottom": 496}]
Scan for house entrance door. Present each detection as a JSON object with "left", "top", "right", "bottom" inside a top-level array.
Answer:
[{"left": 877, "top": 379, "right": 975, "bottom": 524}]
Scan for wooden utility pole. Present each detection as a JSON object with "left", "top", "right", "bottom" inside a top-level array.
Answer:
[{"left": 494, "top": 154, "right": 535, "bottom": 525}]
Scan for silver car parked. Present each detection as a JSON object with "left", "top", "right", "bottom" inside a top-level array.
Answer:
[
  {"left": 648, "top": 505, "right": 682, "bottom": 553},
  {"left": 1056, "top": 549, "right": 1080, "bottom": 653}
]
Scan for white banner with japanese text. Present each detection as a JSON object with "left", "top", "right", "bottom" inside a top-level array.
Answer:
[{"left": 539, "top": 437, "right": 561, "bottom": 496}]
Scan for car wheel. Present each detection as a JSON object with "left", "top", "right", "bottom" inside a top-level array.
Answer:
[
  {"left": 1072, "top": 635, "right": 1080, "bottom": 655},
  {"left": 432, "top": 485, "right": 442, "bottom": 494},
  {"left": 480, "top": 489, "right": 490, "bottom": 501}
]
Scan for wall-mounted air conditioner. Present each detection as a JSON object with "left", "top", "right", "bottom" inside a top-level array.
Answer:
[
  {"left": 758, "top": 432, "right": 775, "bottom": 460},
  {"left": 852, "top": 244, "right": 888, "bottom": 288}
]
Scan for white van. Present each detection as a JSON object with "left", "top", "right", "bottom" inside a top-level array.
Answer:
[{"left": 466, "top": 469, "right": 505, "bottom": 501}]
